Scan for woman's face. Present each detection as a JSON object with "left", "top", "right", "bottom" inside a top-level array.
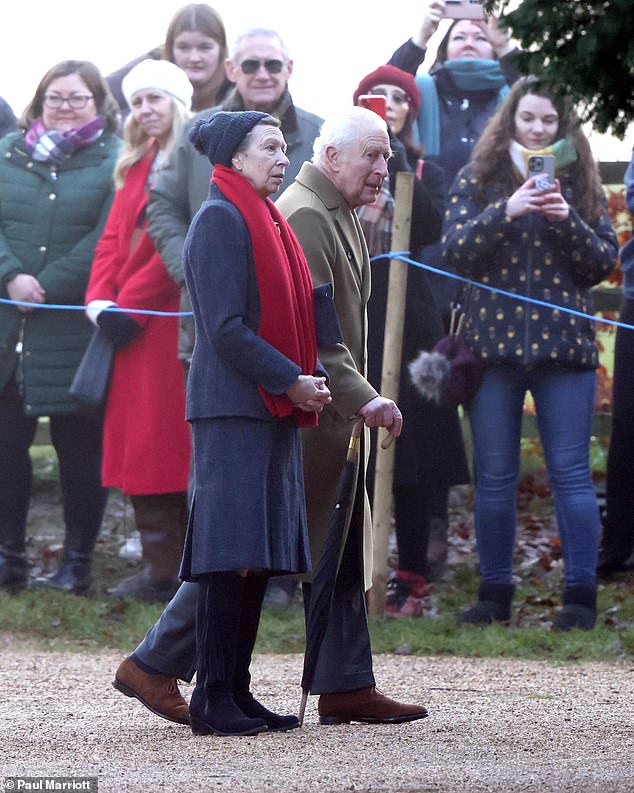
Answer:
[
  {"left": 172, "top": 30, "right": 221, "bottom": 89},
  {"left": 367, "top": 84, "right": 411, "bottom": 136},
  {"left": 445, "top": 21, "right": 494, "bottom": 61},
  {"left": 513, "top": 93, "right": 560, "bottom": 150},
  {"left": 41, "top": 73, "right": 97, "bottom": 133},
  {"left": 130, "top": 88, "right": 175, "bottom": 148},
  {"left": 232, "top": 124, "right": 289, "bottom": 198}
]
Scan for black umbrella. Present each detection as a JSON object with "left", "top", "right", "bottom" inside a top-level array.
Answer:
[{"left": 298, "top": 418, "right": 366, "bottom": 724}]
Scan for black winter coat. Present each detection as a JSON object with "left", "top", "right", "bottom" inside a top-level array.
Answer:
[{"left": 366, "top": 156, "right": 470, "bottom": 491}]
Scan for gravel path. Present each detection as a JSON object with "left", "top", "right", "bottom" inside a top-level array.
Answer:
[{"left": 1, "top": 643, "right": 633, "bottom": 792}]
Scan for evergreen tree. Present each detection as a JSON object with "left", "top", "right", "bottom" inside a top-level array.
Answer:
[{"left": 487, "top": 0, "right": 634, "bottom": 137}]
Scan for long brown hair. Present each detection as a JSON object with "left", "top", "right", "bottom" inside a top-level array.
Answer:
[
  {"left": 22, "top": 60, "right": 120, "bottom": 131},
  {"left": 470, "top": 77, "right": 605, "bottom": 224},
  {"left": 162, "top": 3, "right": 228, "bottom": 111}
]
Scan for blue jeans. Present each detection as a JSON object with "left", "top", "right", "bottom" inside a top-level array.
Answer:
[{"left": 467, "top": 364, "right": 600, "bottom": 587}]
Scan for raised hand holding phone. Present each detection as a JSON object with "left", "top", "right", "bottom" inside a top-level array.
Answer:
[{"left": 440, "top": 0, "right": 486, "bottom": 19}]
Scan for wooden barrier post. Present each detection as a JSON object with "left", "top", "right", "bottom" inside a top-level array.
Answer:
[{"left": 368, "top": 171, "right": 414, "bottom": 616}]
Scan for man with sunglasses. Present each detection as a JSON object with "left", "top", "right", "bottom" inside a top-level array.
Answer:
[{"left": 146, "top": 26, "right": 322, "bottom": 385}]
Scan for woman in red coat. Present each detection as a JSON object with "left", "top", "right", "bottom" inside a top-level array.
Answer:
[{"left": 86, "top": 60, "right": 193, "bottom": 602}]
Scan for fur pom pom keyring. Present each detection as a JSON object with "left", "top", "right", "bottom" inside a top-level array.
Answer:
[{"left": 408, "top": 303, "right": 484, "bottom": 408}]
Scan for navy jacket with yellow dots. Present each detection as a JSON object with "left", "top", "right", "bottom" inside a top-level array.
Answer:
[{"left": 442, "top": 163, "right": 618, "bottom": 370}]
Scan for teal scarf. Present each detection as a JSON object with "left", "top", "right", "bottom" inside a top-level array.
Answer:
[{"left": 415, "top": 59, "right": 509, "bottom": 156}]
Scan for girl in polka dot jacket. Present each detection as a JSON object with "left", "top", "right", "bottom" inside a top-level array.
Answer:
[{"left": 442, "top": 76, "right": 617, "bottom": 632}]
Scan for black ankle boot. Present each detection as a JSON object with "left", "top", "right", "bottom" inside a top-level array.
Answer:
[
  {"left": 0, "top": 553, "right": 28, "bottom": 593},
  {"left": 233, "top": 573, "right": 299, "bottom": 732},
  {"left": 552, "top": 585, "right": 597, "bottom": 631},
  {"left": 459, "top": 582, "right": 515, "bottom": 625},
  {"left": 32, "top": 551, "right": 91, "bottom": 595},
  {"left": 190, "top": 572, "right": 267, "bottom": 737}
]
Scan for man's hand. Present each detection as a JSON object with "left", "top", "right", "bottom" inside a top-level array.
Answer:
[{"left": 358, "top": 396, "right": 403, "bottom": 437}]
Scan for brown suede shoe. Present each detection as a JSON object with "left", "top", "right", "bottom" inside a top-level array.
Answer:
[
  {"left": 318, "top": 686, "right": 427, "bottom": 724},
  {"left": 318, "top": 686, "right": 428, "bottom": 725},
  {"left": 112, "top": 657, "right": 190, "bottom": 725}
]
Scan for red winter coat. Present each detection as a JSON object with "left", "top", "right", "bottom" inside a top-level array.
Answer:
[{"left": 86, "top": 151, "right": 190, "bottom": 494}]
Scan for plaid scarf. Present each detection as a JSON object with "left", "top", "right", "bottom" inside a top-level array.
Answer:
[
  {"left": 24, "top": 116, "right": 106, "bottom": 165},
  {"left": 357, "top": 176, "right": 394, "bottom": 257}
]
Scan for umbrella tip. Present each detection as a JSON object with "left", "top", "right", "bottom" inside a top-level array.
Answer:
[{"left": 298, "top": 690, "right": 308, "bottom": 725}]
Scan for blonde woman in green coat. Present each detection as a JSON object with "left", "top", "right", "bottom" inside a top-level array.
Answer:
[{"left": 0, "top": 60, "right": 120, "bottom": 595}]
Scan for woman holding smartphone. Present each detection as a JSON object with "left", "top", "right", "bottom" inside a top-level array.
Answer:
[{"left": 442, "top": 76, "right": 618, "bottom": 631}]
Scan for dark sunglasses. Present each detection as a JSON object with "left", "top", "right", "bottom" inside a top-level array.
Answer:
[{"left": 239, "top": 59, "right": 285, "bottom": 75}]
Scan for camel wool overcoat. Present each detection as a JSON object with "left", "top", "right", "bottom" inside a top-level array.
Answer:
[{"left": 277, "top": 162, "right": 379, "bottom": 588}]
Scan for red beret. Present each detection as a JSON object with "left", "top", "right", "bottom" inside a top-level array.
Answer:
[{"left": 353, "top": 64, "right": 421, "bottom": 119}]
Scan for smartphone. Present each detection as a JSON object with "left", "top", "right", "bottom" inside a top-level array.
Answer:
[
  {"left": 441, "top": 0, "right": 486, "bottom": 20},
  {"left": 528, "top": 154, "right": 556, "bottom": 190},
  {"left": 358, "top": 94, "right": 387, "bottom": 121}
]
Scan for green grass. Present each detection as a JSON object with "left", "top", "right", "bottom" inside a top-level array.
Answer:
[
  {"left": 2, "top": 564, "right": 632, "bottom": 663},
  {"left": 6, "top": 439, "right": 631, "bottom": 663}
]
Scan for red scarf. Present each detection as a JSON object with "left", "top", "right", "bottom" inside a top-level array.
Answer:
[{"left": 212, "top": 165, "right": 318, "bottom": 427}]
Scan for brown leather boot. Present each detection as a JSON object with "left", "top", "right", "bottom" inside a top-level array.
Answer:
[
  {"left": 318, "top": 686, "right": 428, "bottom": 725},
  {"left": 113, "top": 656, "right": 190, "bottom": 724},
  {"left": 108, "top": 492, "right": 187, "bottom": 601}
]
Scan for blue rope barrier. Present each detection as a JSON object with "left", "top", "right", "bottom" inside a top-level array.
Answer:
[
  {"left": 1, "top": 251, "right": 630, "bottom": 329},
  {"left": 0, "top": 297, "right": 191, "bottom": 316},
  {"left": 371, "top": 251, "right": 634, "bottom": 332}
]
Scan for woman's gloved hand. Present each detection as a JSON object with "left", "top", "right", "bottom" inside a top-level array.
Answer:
[{"left": 97, "top": 307, "right": 141, "bottom": 348}]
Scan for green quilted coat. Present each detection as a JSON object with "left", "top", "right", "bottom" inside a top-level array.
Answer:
[{"left": 0, "top": 129, "right": 120, "bottom": 415}]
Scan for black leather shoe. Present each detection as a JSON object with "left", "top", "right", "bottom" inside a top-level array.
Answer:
[{"left": 0, "top": 558, "right": 28, "bottom": 593}]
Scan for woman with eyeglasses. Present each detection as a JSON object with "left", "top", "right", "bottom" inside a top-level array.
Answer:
[
  {"left": 107, "top": 4, "right": 231, "bottom": 116},
  {"left": 84, "top": 60, "right": 193, "bottom": 604},
  {"left": 353, "top": 65, "right": 469, "bottom": 616},
  {"left": 0, "top": 60, "right": 121, "bottom": 595}
]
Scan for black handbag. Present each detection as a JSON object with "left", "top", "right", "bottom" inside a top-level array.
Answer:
[
  {"left": 69, "top": 327, "right": 116, "bottom": 409},
  {"left": 408, "top": 297, "right": 484, "bottom": 408}
]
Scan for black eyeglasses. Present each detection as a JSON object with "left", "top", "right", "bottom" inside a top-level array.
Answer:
[
  {"left": 43, "top": 94, "right": 94, "bottom": 110},
  {"left": 239, "top": 59, "right": 285, "bottom": 75}
]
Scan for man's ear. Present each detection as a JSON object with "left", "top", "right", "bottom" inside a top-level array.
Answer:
[
  {"left": 325, "top": 144, "right": 339, "bottom": 170},
  {"left": 224, "top": 58, "right": 236, "bottom": 82},
  {"left": 285, "top": 58, "right": 294, "bottom": 79}
]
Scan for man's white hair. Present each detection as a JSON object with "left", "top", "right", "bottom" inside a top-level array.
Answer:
[
  {"left": 229, "top": 28, "right": 289, "bottom": 62},
  {"left": 312, "top": 107, "right": 389, "bottom": 165}
]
